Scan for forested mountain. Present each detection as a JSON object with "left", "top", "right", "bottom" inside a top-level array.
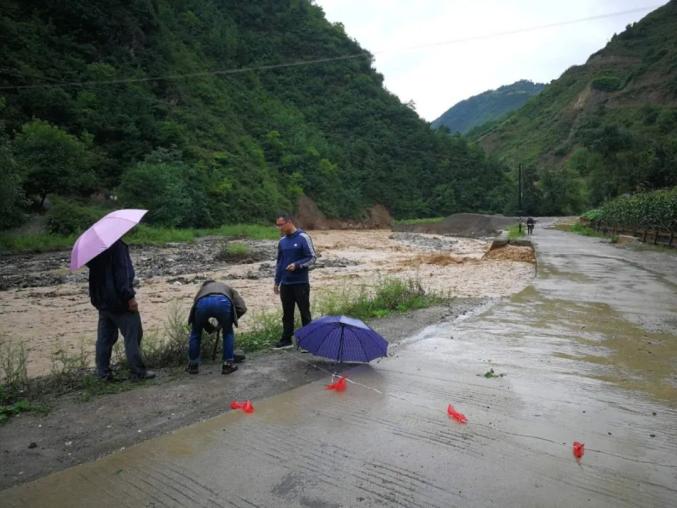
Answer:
[
  {"left": 468, "top": 1, "right": 677, "bottom": 215},
  {"left": 431, "top": 80, "right": 544, "bottom": 134},
  {"left": 0, "top": 0, "right": 512, "bottom": 230}
]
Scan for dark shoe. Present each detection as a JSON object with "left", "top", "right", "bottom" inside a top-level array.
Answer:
[
  {"left": 234, "top": 352, "right": 246, "bottom": 364},
  {"left": 222, "top": 362, "right": 238, "bottom": 375},
  {"left": 185, "top": 363, "right": 199, "bottom": 375},
  {"left": 131, "top": 370, "right": 156, "bottom": 382},
  {"left": 272, "top": 338, "right": 293, "bottom": 350}
]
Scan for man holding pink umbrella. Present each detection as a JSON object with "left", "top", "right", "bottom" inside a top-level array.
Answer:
[{"left": 71, "top": 209, "right": 155, "bottom": 382}]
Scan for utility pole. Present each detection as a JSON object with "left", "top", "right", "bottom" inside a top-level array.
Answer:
[
  {"left": 518, "top": 163, "right": 523, "bottom": 212},
  {"left": 518, "top": 164, "right": 523, "bottom": 233}
]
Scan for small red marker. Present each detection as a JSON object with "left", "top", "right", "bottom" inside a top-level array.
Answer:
[
  {"left": 573, "top": 441, "right": 585, "bottom": 459},
  {"left": 230, "top": 400, "right": 254, "bottom": 413},
  {"left": 447, "top": 404, "right": 467, "bottom": 424},
  {"left": 325, "top": 376, "right": 347, "bottom": 392}
]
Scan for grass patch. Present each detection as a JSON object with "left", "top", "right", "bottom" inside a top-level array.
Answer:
[
  {"left": 125, "top": 225, "right": 199, "bottom": 245},
  {"left": 212, "top": 224, "right": 279, "bottom": 241},
  {"left": 127, "top": 224, "right": 278, "bottom": 245},
  {"left": 395, "top": 217, "right": 444, "bottom": 225},
  {"left": 225, "top": 242, "right": 250, "bottom": 257},
  {"left": 0, "top": 223, "right": 279, "bottom": 254},
  {"left": 316, "top": 277, "right": 446, "bottom": 320},
  {"left": 556, "top": 222, "right": 604, "bottom": 237},
  {"left": 238, "top": 311, "right": 284, "bottom": 352},
  {"left": 0, "top": 342, "right": 29, "bottom": 401},
  {"left": 507, "top": 223, "right": 525, "bottom": 240},
  {"left": 0, "top": 341, "right": 33, "bottom": 423},
  {"left": 0, "top": 399, "right": 48, "bottom": 425},
  {"left": 137, "top": 301, "right": 191, "bottom": 367},
  {"left": 215, "top": 241, "right": 255, "bottom": 263},
  {"left": 0, "top": 232, "right": 76, "bottom": 253}
]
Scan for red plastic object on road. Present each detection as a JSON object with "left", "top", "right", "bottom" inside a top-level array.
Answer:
[
  {"left": 230, "top": 400, "right": 255, "bottom": 413},
  {"left": 573, "top": 441, "right": 585, "bottom": 459},
  {"left": 447, "top": 404, "right": 467, "bottom": 424},
  {"left": 325, "top": 376, "right": 347, "bottom": 392}
]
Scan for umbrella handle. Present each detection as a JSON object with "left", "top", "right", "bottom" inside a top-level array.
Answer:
[
  {"left": 336, "top": 325, "right": 345, "bottom": 364},
  {"left": 211, "top": 325, "right": 222, "bottom": 361}
]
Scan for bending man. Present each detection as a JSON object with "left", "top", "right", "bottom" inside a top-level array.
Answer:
[{"left": 187, "top": 280, "right": 247, "bottom": 375}]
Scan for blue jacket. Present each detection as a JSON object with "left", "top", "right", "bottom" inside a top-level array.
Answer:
[
  {"left": 275, "top": 229, "right": 316, "bottom": 286},
  {"left": 87, "top": 240, "right": 136, "bottom": 312}
]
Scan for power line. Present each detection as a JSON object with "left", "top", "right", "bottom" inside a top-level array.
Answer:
[
  {"left": 0, "top": 54, "right": 372, "bottom": 91},
  {"left": 0, "top": 5, "right": 660, "bottom": 91},
  {"left": 374, "top": 5, "right": 661, "bottom": 54}
]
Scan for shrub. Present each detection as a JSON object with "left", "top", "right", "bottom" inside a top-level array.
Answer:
[
  {"left": 46, "top": 200, "right": 104, "bottom": 235},
  {"left": 592, "top": 186, "right": 677, "bottom": 230},
  {"left": 215, "top": 241, "right": 251, "bottom": 262},
  {"left": 581, "top": 208, "right": 602, "bottom": 221},
  {"left": 117, "top": 161, "right": 195, "bottom": 227},
  {"left": 13, "top": 120, "right": 95, "bottom": 208},
  {"left": 591, "top": 75, "right": 623, "bottom": 92}
]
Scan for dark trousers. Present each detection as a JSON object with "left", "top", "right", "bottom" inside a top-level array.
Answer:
[
  {"left": 280, "top": 283, "right": 311, "bottom": 341},
  {"left": 189, "top": 294, "right": 235, "bottom": 364},
  {"left": 96, "top": 310, "right": 146, "bottom": 378}
]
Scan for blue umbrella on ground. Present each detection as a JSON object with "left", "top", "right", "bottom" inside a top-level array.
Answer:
[{"left": 295, "top": 315, "right": 389, "bottom": 363}]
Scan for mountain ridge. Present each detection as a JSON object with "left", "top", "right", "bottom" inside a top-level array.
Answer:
[
  {"left": 431, "top": 80, "right": 544, "bottom": 133},
  {"left": 467, "top": 1, "right": 677, "bottom": 214}
]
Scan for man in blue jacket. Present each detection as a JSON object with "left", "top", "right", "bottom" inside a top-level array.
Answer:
[
  {"left": 273, "top": 213, "right": 317, "bottom": 349},
  {"left": 87, "top": 239, "right": 154, "bottom": 381}
]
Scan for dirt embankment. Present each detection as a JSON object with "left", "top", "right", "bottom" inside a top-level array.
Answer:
[
  {"left": 295, "top": 196, "right": 393, "bottom": 230},
  {"left": 393, "top": 213, "right": 517, "bottom": 237}
]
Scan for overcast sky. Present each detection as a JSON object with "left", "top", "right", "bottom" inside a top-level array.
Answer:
[{"left": 315, "top": 1, "right": 667, "bottom": 121}]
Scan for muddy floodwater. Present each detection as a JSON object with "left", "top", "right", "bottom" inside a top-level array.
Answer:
[{"left": 0, "top": 230, "right": 535, "bottom": 377}]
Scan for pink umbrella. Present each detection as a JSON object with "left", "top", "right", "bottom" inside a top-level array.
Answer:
[{"left": 69, "top": 209, "right": 148, "bottom": 271}]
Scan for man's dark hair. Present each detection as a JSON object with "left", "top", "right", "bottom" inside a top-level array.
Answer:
[{"left": 276, "top": 212, "right": 294, "bottom": 223}]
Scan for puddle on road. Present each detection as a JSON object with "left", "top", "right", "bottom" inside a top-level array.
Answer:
[
  {"left": 537, "top": 263, "right": 592, "bottom": 283},
  {"left": 510, "top": 288, "right": 677, "bottom": 406}
]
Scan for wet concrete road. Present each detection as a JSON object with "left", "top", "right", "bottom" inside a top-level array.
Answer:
[{"left": 3, "top": 225, "right": 677, "bottom": 507}]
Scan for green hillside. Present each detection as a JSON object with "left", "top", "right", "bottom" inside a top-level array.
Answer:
[
  {"left": 0, "top": 0, "right": 511, "bottom": 231},
  {"left": 431, "top": 80, "right": 544, "bottom": 134},
  {"left": 469, "top": 1, "right": 677, "bottom": 215}
]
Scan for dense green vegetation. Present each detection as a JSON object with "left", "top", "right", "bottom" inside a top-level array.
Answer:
[
  {"left": 585, "top": 186, "right": 677, "bottom": 231},
  {"left": 0, "top": 0, "right": 513, "bottom": 233},
  {"left": 469, "top": 2, "right": 677, "bottom": 215},
  {"left": 432, "top": 80, "right": 544, "bottom": 134}
]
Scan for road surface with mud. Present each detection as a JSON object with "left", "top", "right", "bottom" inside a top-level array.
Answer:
[{"left": 2, "top": 222, "right": 676, "bottom": 506}]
